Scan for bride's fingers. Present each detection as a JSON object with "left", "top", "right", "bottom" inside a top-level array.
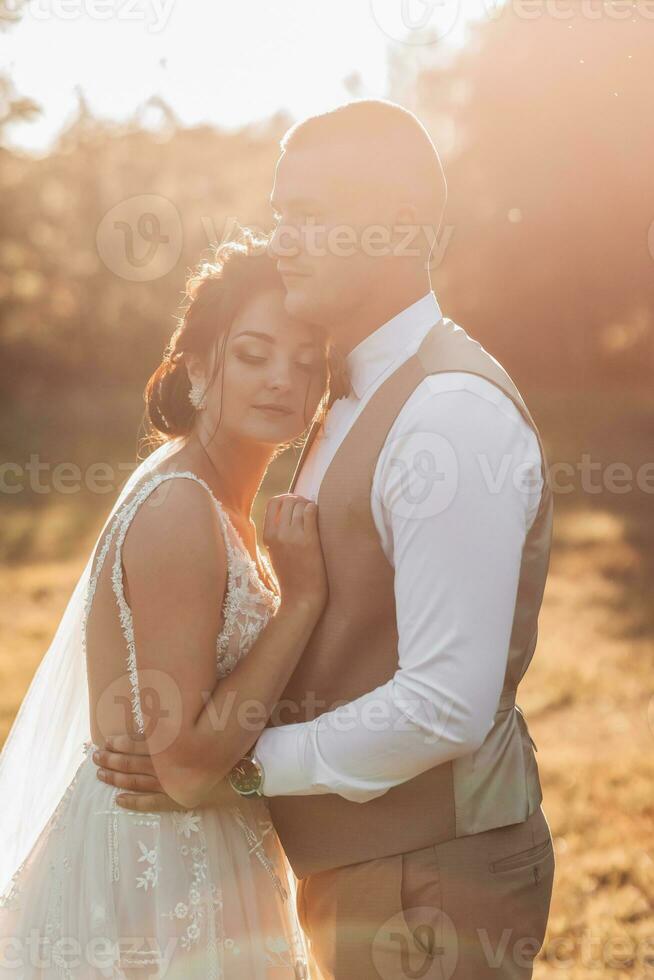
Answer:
[
  {"left": 302, "top": 500, "right": 319, "bottom": 534},
  {"left": 93, "top": 748, "right": 157, "bottom": 777},
  {"left": 97, "top": 768, "right": 162, "bottom": 793},
  {"left": 264, "top": 494, "right": 311, "bottom": 541},
  {"left": 280, "top": 494, "right": 311, "bottom": 531},
  {"left": 276, "top": 494, "right": 298, "bottom": 531},
  {"left": 263, "top": 496, "right": 282, "bottom": 544},
  {"left": 290, "top": 498, "right": 308, "bottom": 527}
]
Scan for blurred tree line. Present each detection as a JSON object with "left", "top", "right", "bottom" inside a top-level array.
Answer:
[{"left": 0, "top": 4, "right": 652, "bottom": 453}]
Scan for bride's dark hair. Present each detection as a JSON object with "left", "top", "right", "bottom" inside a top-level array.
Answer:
[{"left": 143, "top": 228, "right": 341, "bottom": 449}]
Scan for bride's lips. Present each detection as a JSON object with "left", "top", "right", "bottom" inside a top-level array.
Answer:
[{"left": 252, "top": 403, "right": 294, "bottom": 416}]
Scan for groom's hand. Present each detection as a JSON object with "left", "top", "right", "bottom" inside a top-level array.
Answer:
[
  {"left": 93, "top": 734, "right": 236, "bottom": 812},
  {"left": 93, "top": 734, "right": 174, "bottom": 812}
]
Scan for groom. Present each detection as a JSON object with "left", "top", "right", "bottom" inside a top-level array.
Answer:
[{"left": 99, "top": 100, "right": 555, "bottom": 978}]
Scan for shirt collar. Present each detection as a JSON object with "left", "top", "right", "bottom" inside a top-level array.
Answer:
[{"left": 345, "top": 291, "right": 443, "bottom": 401}]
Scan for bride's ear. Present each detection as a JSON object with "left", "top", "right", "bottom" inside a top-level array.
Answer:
[{"left": 184, "top": 352, "right": 205, "bottom": 389}]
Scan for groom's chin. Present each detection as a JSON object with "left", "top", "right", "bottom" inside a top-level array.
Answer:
[{"left": 282, "top": 287, "right": 313, "bottom": 320}]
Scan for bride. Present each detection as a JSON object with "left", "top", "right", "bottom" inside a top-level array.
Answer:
[{"left": 0, "top": 230, "right": 333, "bottom": 978}]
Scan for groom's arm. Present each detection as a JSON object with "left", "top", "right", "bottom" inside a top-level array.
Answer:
[{"left": 254, "top": 376, "right": 544, "bottom": 802}]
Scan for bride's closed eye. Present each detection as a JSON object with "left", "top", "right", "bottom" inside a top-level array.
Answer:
[
  {"left": 237, "top": 353, "right": 267, "bottom": 365},
  {"left": 236, "top": 352, "right": 321, "bottom": 374},
  {"left": 294, "top": 357, "right": 322, "bottom": 374},
  {"left": 233, "top": 341, "right": 272, "bottom": 365}
]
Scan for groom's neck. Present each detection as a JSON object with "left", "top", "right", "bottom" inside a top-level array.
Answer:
[{"left": 334, "top": 275, "right": 433, "bottom": 356}]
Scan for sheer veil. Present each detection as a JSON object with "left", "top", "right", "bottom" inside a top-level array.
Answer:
[{"left": 0, "top": 434, "right": 188, "bottom": 896}]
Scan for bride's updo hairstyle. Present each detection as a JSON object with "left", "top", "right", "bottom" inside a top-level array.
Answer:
[{"left": 143, "top": 229, "right": 338, "bottom": 447}]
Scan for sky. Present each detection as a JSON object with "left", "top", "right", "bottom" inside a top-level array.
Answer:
[{"left": 1, "top": 0, "right": 494, "bottom": 154}]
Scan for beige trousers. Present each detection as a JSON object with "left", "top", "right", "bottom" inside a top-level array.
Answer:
[{"left": 296, "top": 805, "right": 555, "bottom": 980}]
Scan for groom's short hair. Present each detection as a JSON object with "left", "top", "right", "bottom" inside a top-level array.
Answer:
[{"left": 280, "top": 99, "right": 447, "bottom": 231}]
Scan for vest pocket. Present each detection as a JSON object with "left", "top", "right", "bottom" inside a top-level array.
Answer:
[{"left": 489, "top": 837, "right": 552, "bottom": 874}]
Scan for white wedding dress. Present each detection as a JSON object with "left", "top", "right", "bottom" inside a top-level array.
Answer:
[{"left": 0, "top": 471, "right": 311, "bottom": 979}]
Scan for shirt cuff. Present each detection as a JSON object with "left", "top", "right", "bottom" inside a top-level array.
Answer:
[{"left": 254, "top": 722, "right": 321, "bottom": 797}]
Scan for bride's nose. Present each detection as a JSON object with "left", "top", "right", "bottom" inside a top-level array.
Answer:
[{"left": 266, "top": 356, "right": 293, "bottom": 392}]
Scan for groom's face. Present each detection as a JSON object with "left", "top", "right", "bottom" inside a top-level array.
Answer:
[{"left": 269, "top": 144, "right": 398, "bottom": 327}]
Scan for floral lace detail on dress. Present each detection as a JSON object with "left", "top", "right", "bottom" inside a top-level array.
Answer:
[
  {"left": 162, "top": 811, "right": 223, "bottom": 958},
  {"left": 215, "top": 514, "right": 280, "bottom": 679},
  {"left": 229, "top": 806, "right": 289, "bottom": 901}
]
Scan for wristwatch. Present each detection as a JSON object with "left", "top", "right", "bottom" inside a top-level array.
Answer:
[{"left": 228, "top": 746, "right": 266, "bottom": 798}]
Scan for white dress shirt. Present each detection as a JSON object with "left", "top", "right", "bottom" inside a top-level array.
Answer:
[{"left": 254, "top": 291, "right": 544, "bottom": 802}]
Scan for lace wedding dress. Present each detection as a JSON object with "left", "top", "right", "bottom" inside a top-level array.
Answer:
[{"left": 0, "top": 472, "right": 311, "bottom": 979}]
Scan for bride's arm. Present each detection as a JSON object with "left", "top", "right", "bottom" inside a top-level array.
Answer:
[{"left": 94, "top": 483, "right": 326, "bottom": 810}]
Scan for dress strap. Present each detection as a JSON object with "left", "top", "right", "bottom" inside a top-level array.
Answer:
[{"left": 106, "top": 471, "right": 231, "bottom": 734}]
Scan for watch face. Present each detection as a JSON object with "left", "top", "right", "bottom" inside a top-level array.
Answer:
[{"left": 230, "top": 758, "right": 262, "bottom": 795}]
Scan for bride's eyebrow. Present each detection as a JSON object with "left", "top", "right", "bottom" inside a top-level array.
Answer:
[
  {"left": 233, "top": 330, "right": 274, "bottom": 343},
  {"left": 233, "top": 330, "right": 318, "bottom": 348}
]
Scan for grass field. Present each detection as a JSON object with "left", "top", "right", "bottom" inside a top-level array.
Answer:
[{"left": 1, "top": 389, "right": 652, "bottom": 976}]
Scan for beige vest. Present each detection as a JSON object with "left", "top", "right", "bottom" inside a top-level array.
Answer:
[{"left": 266, "top": 317, "right": 553, "bottom": 879}]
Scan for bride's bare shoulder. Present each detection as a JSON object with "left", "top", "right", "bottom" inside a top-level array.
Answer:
[{"left": 120, "top": 474, "right": 227, "bottom": 582}]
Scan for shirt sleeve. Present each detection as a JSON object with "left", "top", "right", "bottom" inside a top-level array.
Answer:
[{"left": 254, "top": 377, "right": 544, "bottom": 802}]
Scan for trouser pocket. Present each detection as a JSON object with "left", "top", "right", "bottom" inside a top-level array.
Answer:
[{"left": 489, "top": 837, "right": 553, "bottom": 875}]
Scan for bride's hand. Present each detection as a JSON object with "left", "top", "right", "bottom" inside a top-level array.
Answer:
[{"left": 263, "top": 494, "right": 327, "bottom": 615}]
